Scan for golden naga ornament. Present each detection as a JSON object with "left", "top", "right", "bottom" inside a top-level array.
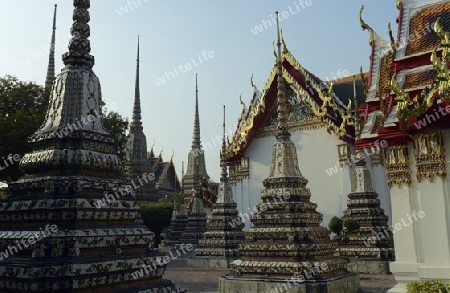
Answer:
[
  {"left": 431, "top": 18, "right": 450, "bottom": 101},
  {"left": 391, "top": 17, "right": 450, "bottom": 128},
  {"left": 390, "top": 74, "right": 438, "bottom": 128}
]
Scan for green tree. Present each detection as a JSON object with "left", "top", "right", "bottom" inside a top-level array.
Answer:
[
  {"left": 0, "top": 75, "right": 48, "bottom": 183},
  {"left": 0, "top": 75, "right": 129, "bottom": 183},
  {"left": 328, "top": 216, "right": 360, "bottom": 257},
  {"left": 101, "top": 110, "right": 129, "bottom": 168}
]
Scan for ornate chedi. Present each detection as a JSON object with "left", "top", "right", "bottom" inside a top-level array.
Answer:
[
  {"left": 1, "top": 1, "right": 183, "bottom": 291},
  {"left": 180, "top": 126, "right": 208, "bottom": 246},
  {"left": 193, "top": 106, "right": 245, "bottom": 265},
  {"left": 179, "top": 173, "right": 208, "bottom": 246},
  {"left": 341, "top": 149, "right": 394, "bottom": 274},
  {"left": 219, "top": 14, "right": 359, "bottom": 293},
  {"left": 125, "top": 36, "right": 159, "bottom": 202},
  {"left": 181, "top": 75, "right": 211, "bottom": 202},
  {"left": 45, "top": 4, "right": 57, "bottom": 91}
]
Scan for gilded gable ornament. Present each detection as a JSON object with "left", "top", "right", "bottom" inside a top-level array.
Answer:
[
  {"left": 383, "top": 144, "right": 412, "bottom": 187},
  {"left": 413, "top": 131, "right": 446, "bottom": 182}
]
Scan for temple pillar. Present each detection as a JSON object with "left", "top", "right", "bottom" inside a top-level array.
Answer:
[
  {"left": 389, "top": 132, "right": 450, "bottom": 292},
  {"left": 414, "top": 131, "right": 450, "bottom": 280},
  {"left": 386, "top": 143, "right": 420, "bottom": 293}
]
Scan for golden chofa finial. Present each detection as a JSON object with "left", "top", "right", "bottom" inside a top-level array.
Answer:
[
  {"left": 396, "top": 0, "right": 402, "bottom": 9},
  {"left": 239, "top": 93, "right": 246, "bottom": 111},
  {"left": 280, "top": 29, "right": 287, "bottom": 54},
  {"left": 388, "top": 23, "right": 397, "bottom": 57},
  {"left": 360, "top": 5, "right": 375, "bottom": 45},
  {"left": 159, "top": 146, "right": 164, "bottom": 159},
  {"left": 272, "top": 41, "right": 277, "bottom": 65},
  {"left": 150, "top": 138, "right": 155, "bottom": 150}
]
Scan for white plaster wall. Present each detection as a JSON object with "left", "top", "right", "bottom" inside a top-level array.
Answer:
[
  {"left": 370, "top": 164, "right": 392, "bottom": 225},
  {"left": 232, "top": 127, "right": 354, "bottom": 230}
]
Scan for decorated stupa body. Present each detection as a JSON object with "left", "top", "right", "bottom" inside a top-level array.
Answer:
[
  {"left": 0, "top": 1, "right": 182, "bottom": 291},
  {"left": 125, "top": 36, "right": 159, "bottom": 202},
  {"left": 341, "top": 150, "right": 394, "bottom": 260},
  {"left": 195, "top": 106, "right": 245, "bottom": 258},
  {"left": 227, "top": 19, "right": 355, "bottom": 289},
  {"left": 180, "top": 163, "right": 208, "bottom": 245},
  {"left": 230, "top": 77, "right": 348, "bottom": 281}
]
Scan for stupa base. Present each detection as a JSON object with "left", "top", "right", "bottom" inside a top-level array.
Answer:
[
  {"left": 187, "top": 256, "right": 236, "bottom": 269},
  {"left": 218, "top": 272, "right": 359, "bottom": 293},
  {"left": 347, "top": 259, "right": 391, "bottom": 275}
]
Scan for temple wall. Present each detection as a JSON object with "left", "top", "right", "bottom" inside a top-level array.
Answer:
[
  {"left": 232, "top": 127, "right": 392, "bottom": 229},
  {"left": 388, "top": 131, "right": 450, "bottom": 292}
]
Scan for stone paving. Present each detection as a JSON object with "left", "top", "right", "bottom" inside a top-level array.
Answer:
[{"left": 165, "top": 258, "right": 396, "bottom": 293}]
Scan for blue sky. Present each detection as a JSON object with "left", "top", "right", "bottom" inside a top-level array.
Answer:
[{"left": 0, "top": 0, "right": 401, "bottom": 182}]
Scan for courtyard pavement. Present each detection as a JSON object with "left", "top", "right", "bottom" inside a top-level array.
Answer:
[{"left": 165, "top": 258, "right": 396, "bottom": 293}]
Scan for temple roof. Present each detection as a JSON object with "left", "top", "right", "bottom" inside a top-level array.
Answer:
[
  {"left": 396, "top": 0, "right": 450, "bottom": 59},
  {"left": 357, "top": 0, "right": 450, "bottom": 148},
  {"left": 226, "top": 37, "right": 365, "bottom": 161},
  {"left": 148, "top": 153, "right": 181, "bottom": 195}
]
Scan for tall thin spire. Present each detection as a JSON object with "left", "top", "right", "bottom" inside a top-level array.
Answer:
[
  {"left": 194, "top": 147, "right": 201, "bottom": 199},
  {"left": 192, "top": 74, "right": 201, "bottom": 149},
  {"left": 45, "top": 4, "right": 57, "bottom": 90},
  {"left": 181, "top": 160, "right": 185, "bottom": 190},
  {"left": 220, "top": 105, "right": 228, "bottom": 182},
  {"left": 131, "top": 36, "right": 142, "bottom": 127},
  {"left": 62, "top": 0, "right": 94, "bottom": 68},
  {"left": 275, "top": 11, "right": 290, "bottom": 141},
  {"left": 263, "top": 11, "right": 304, "bottom": 185}
]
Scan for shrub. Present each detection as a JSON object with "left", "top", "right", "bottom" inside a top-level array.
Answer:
[
  {"left": 407, "top": 279, "right": 450, "bottom": 293},
  {"left": 140, "top": 198, "right": 175, "bottom": 246},
  {"left": 328, "top": 216, "right": 343, "bottom": 235}
]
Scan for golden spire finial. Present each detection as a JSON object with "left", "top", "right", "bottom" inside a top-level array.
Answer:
[
  {"left": 360, "top": 5, "right": 375, "bottom": 45},
  {"left": 396, "top": 0, "right": 402, "bottom": 9}
]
